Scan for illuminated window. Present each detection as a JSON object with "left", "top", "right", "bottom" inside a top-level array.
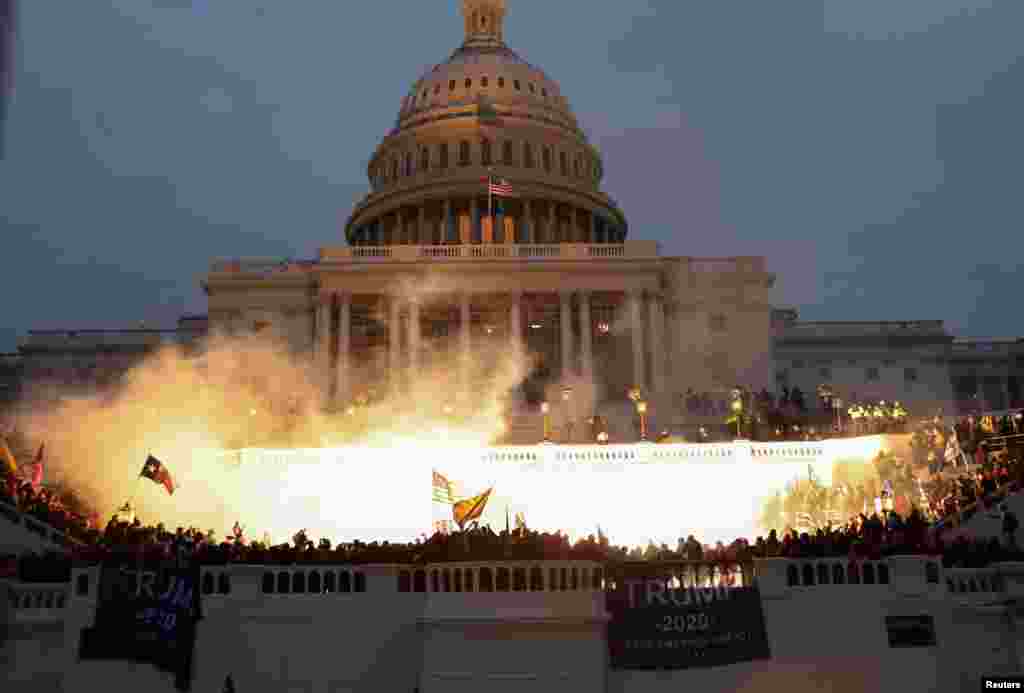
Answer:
[
  {"left": 481, "top": 76, "right": 489, "bottom": 87},
  {"left": 449, "top": 80, "right": 456, "bottom": 91},
  {"left": 498, "top": 76, "right": 505, "bottom": 88},
  {"left": 464, "top": 77, "right": 472, "bottom": 89}
]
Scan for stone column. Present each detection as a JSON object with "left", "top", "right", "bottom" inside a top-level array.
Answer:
[
  {"left": 629, "top": 290, "right": 646, "bottom": 392},
  {"left": 509, "top": 291, "right": 522, "bottom": 357},
  {"left": 316, "top": 293, "right": 333, "bottom": 390},
  {"left": 549, "top": 203, "right": 558, "bottom": 244},
  {"left": 335, "top": 292, "right": 351, "bottom": 405},
  {"left": 418, "top": 205, "right": 426, "bottom": 246},
  {"left": 469, "top": 198, "right": 478, "bottom": 244},
  {"left": 460, "top": 292, "right": 472, "bottom": 389},
  {"left": 408, "top": 299, "right": 421, "bottom": 376},
  {"left": 579, "top": 290, "right": 593, "bottom": 380},
  {"left": 443, "top": 199, "right": 452, "bottom": 244},
  {"left": 648, "top": 291, "right": 665, "bottom": 394},
  {"left": 389, "top": 295, "right": 401, "bottom": 391},
  {"left": 560, "top": 291, "right": 574, "bottom": 381},
  {"left": 523, "top": 199, "right": 533, "bottom": 244}
]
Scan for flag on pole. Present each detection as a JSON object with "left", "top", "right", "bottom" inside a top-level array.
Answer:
[
  {"left": 485, "top": 176, "right": 515, "bottom": 197},
  {"left": 453, "top": 487, "right": 492, "bottom": 530},
  {"left": 432, "top": 469, "right": 453, "bottom": 504},
  {"left": 29, "top": 443, "right": 43, "bottom": 489},
  {"left": 139, "top": 454, "right": 175, "bottom": 495},
  {"left": 0, "top": 436, "right": 16, "bottom": 475}
]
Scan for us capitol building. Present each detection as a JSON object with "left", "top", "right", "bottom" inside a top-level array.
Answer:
[
  {"left": 200, "top": 0, "right": 775, "bottom": 412},
  {"left": 4, "top": 0, "right": 1021, "bottom": 418}
]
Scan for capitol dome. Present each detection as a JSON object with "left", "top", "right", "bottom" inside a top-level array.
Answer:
[{"left": 344, "top": 0, "right": 627, "bottom": 248}]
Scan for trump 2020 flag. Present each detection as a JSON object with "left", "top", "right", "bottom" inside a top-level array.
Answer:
[{"left": 140, "top": 455, "right": 176, "bottom": 495}]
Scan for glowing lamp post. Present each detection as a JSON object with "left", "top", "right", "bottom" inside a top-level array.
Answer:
[
  {"left": 562, "top": 387, "right": 574, "bottom": 443},
  {"left": 636, "top": 399, "right": 648, "bottom": 441},
  {"left": 731, "top": 397, "right": 743, "bottom": 439},
  {"left": 541, "top": 401, "right": 551, "bottom": 443}
]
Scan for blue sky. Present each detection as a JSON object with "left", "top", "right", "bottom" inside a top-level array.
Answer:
[{"left": 1, "top": 0, "right": 1022, "bottom": 350}]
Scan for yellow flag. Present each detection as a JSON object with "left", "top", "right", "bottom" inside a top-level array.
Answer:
[
  {"left": 453, "top": 487, "right": 493, "bottom": 530},
  {"left": 1, "top": 438, "right": 17, "bottom": 476}
]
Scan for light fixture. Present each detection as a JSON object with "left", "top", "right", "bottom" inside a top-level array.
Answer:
[
  {"left": 530, "top": 323, "right": 542, "bottom": 330},
  {"left": 637, "top": 400, "right": 647, "bottom": 415},
  {"left": 541, "top": 402, "right": 550, "bottom": 414},
  {"left": 597, "top": 321, "right": 610, "bottom": 334}
]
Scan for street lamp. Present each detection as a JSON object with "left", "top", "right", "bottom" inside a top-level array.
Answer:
[
  {"left": 541, "top": 401, "right": 551, "bottom": 443},
  {"left": 636, "top": 399, "right": 648, "bottom": 441},
  {"left": 562, "top": 387, "right": 573, "bottom": 444},
  {"left": 731, "top": 397, "right": 743, "bottom": 439}
]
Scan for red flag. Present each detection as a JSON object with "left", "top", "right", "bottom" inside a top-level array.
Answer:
[
  {"left": 29, "top": 443, "right": 43, "bottom": 490},
  {"left": 139, "top": 455, "right": 175, "bottom": 495}
]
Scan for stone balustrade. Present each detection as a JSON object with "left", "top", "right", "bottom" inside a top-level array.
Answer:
[
  {"left": 4, "top": 581, "right": 68, "bottom": 624},
  {"left": 0, "top": 498, "right": 78, "bottom": 553}
]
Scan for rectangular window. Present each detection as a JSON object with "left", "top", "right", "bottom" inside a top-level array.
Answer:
[
  {"left": 904, "top": 368, "right": 918, "bottom": 383},
  {"left": 866, "top": 367, "right": 880, "bottom": 382}
]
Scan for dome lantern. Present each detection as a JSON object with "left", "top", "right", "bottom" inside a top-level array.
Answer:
[{"left": 462, "top": 0, "right": 506, "bottom": 47}]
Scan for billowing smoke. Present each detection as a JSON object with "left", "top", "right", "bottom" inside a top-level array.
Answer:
[{"left": 7, "top": 320, "right": 532, "bottom": 544}]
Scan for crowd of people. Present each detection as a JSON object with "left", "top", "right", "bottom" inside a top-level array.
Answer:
[{"left": 3, "top": 407, "right": 1024, "bottom": 583}]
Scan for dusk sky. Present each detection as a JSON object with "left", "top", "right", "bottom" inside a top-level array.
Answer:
[{"left": 1, "top": 0, "right": 1022, "bottom": 352}]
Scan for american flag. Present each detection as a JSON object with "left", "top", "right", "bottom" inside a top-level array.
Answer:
[{"left": 484, "top": 175, "right": 516, "bottom": 197}]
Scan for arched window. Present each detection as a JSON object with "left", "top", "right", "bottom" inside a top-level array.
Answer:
[
  {"left": 292, "top": 571, "right": 306, "bottom": 593},
  {"left": 570, "top": 567, "right": 579, "bottom": 590},
  {"left": 559, "top": 151, "right": 568, "bottom": 176},
  {"left": 218, "top": 573, "right": 231, "bottom": 594},
  {"left": 832, "top": 563, "right": 845, "bottom": 585},
  {"left": 442, "top": 569, "right": 452, "bottom": 592},
  {"left": 261, "top": 572, "right": 274, "bottom": 593},
  {"left": 323, "top": 571, "right": 336, "bottom": 593},
  {"left": 786, "top": 564, "right": 798, "bottom": 587},
  {"left": 479, "top": 567, "right": 494, "bottom": 592},
  {"left": 277, "top": 571, "right": 290, "bottom": 594},
  {"left": 549, "top": 567, "right": 560, "bottom": 591},
  {"left": 453, "top": 569, "right": 463, "bottom": 592},
  {"left": 513, "top": 567, "right": 527, "bottom": 592},
  {"left": 76, "top": 573, "right": 90, "bottom": 596},
  {"left": 530, "top": 566, "right": 544, "bottom": 591},
  {"left": 430, "top": 570, "right": 440, "bottom": 593},
  {"left": 439, "top": 143, "right": 449, "bottom": 169},
  {"left": 498, "top": 76, "right": 505, "bottom": 88},
  {"left": 523, "top": 142, "right": 534, "bottom": 168},
  {"left": 354, "top": 572, "right": 366, "bottom": 593},
  {"left": 560, "top": 567, "right": 569, "bottom": 591},
  {"left": 816, "top": 564, "right": 829, "bottom": 585},
  {"left": 464, "top": 77, "right": 472, "bottom": 89},
  {"left": 481, "top": 76, "right": 489, "bottom": 87},
  {"left": 308, "top": 571, "right": 322, "bottom": 594},
  {"left": 420, "top": 146, "right": 429, "bottom": 171},
  {"left": 542, "top": 147, "right": 552, "bottom": 172},
  {"left": 496, "top": 567, "right": 511, "bottom": 591},
  {"left": 339, "top": 571, "right": 352, "bottom": 593},
  {"left": 449, "top": 80, "right": 456, "bottom": 91},
  {"left": 513, "top": 79, "right": 521, "bottom": 90},
  {"left": 458, "top": 141, "right": 470, "bottom": 166},
  {"left": 503, "top": 140, "right": 515, "bottom": 165},
  {"left": 481, "top": 138, "right": 492, "bottom": 166},
  {"left": 863, "top": 563, "right": 876, "bottom": 585},
  {"left": 413, "top": 570, "right": 427, "bottom": 592}
]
